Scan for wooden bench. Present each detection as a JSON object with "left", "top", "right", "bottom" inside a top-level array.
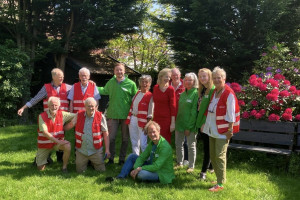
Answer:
[{"left": 229, "top": 119, "right": 297, "bottom": 156}]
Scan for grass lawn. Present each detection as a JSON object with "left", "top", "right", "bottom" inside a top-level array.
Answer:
[{"left": 0, "top": 125, "right": 299, "bottom": 200}]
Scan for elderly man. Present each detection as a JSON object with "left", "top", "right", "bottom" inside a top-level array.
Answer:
[
  {"left": 18, "top": 68, "right": 71, "bottom": 116},
  {"left": 170, "top": 68, "right": 188, "bottom": 166},
  {"left": 106, "top": 121, "right": 175, "bottom": 184},
  {"left": 64, "top": 97, "right": 110, "bottom": 173},
  {"left": 68, "top": 67, "right": 100, "bottom": 113},
  {"left": 36, "top": 96, "right": 75, "bottom": 172},
  {"left": 98, "top": 63, "right": 137, "bottom": 165}
]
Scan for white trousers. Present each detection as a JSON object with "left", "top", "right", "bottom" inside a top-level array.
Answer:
[{"left": 128, "top": 116, "right": 148, "bottom": 155}]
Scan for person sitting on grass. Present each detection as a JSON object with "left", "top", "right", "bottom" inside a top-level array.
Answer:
[
  {"left": 64, "top": 97, "right": 110, "bottom": 173},
  {"left": 106, "top": 121, "right": 175, "bottom": 184},
  {"left": 36, "top": 96, "right": 75, "bottom": 173}
]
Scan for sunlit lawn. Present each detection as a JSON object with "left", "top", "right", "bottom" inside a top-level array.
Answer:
[{"left": 0, "top": 125, "right": 299, "bottom": 200}]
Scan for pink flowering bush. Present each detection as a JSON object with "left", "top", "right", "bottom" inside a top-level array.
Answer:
[{"left": 229, "top": 44, "right": 300, "bottom": 122}]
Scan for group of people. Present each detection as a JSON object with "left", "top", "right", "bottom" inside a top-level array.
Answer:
[{"left": 17, "top": 63, "right": 240, "bottom": 192}]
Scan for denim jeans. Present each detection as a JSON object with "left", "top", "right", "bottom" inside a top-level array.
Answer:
[{"left": 117, "top": 153, "right": 159, "bottom": 182}]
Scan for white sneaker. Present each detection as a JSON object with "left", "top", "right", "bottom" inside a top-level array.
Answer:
[{"left": 183, "top": 160, "right": 189, "bottom": 166}]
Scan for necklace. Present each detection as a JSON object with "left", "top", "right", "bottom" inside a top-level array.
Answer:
[{"left": 216, "top": 88, "right": 223, "bottom": 96}]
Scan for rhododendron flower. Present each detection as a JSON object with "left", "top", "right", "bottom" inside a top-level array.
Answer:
[
  {"left": 274, "top": 73, "right": 285, "bottom": 80},
  {"left": 258, "top": 83, "right": 267, "bottom": 91},
  {"left": 251, "top": 100, "right": 258, "bottom": 106},
  {"left": 266, "top": 93, "right": 278, "bottom": 101},
  {"left": 270, "top": 88, "right": 279, "bottom": 95},
  {"left": 242, "top": 111, "right": 250, "bottom": 119},
  {"left": 282, "top": 113, "right": 292, "bottom": 121},
  {"left": 289, "top": 86, "right": 296, "bottom": 92},
  {"left": 249, "top": 79, "right": 258, "bottom": 87},
  {"left": 265, "top": 79, "right": 279, "bottom": 87},
  {"left": 279, "top": 90, "right": 290, "bottom": 97},
  {"left": 292, "top": 90, "right": 300, "bottom": 96},
  {"left": 295, "top": 114, "right": 300, "bottom": 121},
  {"left": 249, "top": 74, "right": 257, "bottom": 80},
  {"left": 268, "top": 114, "right": 280, "bottom": 121},
  {"left": 271, "top": 104, "right": 281, "bottom": 110},
  {"left": 284, "top": 108, "right": 293, "bottom": 114},
  {"left": 250, "top": 110, "right": 258, "bottom": 116},
  {"left": 230, "top": 82, "right": 241, "bottom": 93},
  {"left": 283, "top": 80, "right": 290, "bottom": 85},
  {"left": 255, "top": 113, "right": 262, "bottom": 119},
  {"left": 259, "top": 109, "right": 266, "bottom": 115},
  {"left": 238, "top": 100, "right": 245, "bottom": 106},
  {"left": 266, "top": 67, "right": 273, "bottom": 71},
  {"left": 257, "top": 78, "right": 262, "bottom": 83}
]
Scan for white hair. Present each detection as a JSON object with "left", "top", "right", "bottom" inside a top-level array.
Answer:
[
  {"left": 171, "top": 68, "right": 181, "bottom": 75},
  {"left": 48, "top": 96, "right": 61, "bottom": 107},
  {"left": 79, "top": 67, "right": 90, "bottom": 76},
  {"left": 84, "top": 97, "right": 97, "bottom": 106},
  {"left": 184, "top": 72, "right": 199, "bottom": 88},
  {"left": 212, "top": 66, "right": 226, "bottom": 79}
]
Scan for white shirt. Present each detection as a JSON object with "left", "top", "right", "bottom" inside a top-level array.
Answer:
[
  {"left": 203, "top": 92, "right": 236, "bottom": 139},
  {"left": 132, "top": 92, "right": 154, "bottom": 118}
]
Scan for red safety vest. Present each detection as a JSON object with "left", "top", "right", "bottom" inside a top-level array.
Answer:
[
  {"left": 211, "top": 85, "right": 240, "bottom": 134},
  {"left": 37, "top": 110, "right": 64, "bottom": 149},
  {"left": 75, "top": 110, "right": 103, "bottom": 149},
  {"left": 43, "top": 83, "right": 69, "bottom": 111},
  {"left": 126, "top": 91, "right": 152, "bottom": 128},
  {"left": 73, "top": 82, "right": 95, "bottom": 113}
]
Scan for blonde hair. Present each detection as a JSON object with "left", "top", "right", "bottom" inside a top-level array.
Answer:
[
  {"left": 198, "top": 68, "right": 213, "bottom": 96},
  {"left": 48, "top": 96, "right": 61, "bottom": 107},
  {"left": 144, "top": 121, "right": 161, "bottom": 135},
  {"left": 212, "top": 66, "right": 226, "bottom": 79},
  {"left": 51, "top": 68, "right": 63, "bottom": 77},
  {"left": 157, "top": 68, "right": 171, "bottom": 85},
  {"left": 184, "top": 72, "right": 199, "bottom": 89}
]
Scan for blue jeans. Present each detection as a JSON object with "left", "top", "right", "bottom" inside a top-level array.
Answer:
[{"left": 117, "top": 153, "right": 159, "bottom": 182}]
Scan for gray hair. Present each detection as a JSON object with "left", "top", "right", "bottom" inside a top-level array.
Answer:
[
  {"left": 144, "top": 121, "right": 161, "bottom": 135},
  {"left": 139, "top": 75, "right": 152, "bottom": 86},
  {"left": 51, "top": 68, "right": 63, "bottom": 77},
  {"left": 48, "top": 96, "right": 61, "bottom": 107},
  {"left": 171, "top": 68, "right": 181, "bottom": 75},
  {"left": 84, "top": 97, "right": 97, "bottom": 106},
  {"left": 79, "top": 67, "right": 90, "bottom": 76},
  {"left": 212, "top": 66, "right": 226, "bottom": 79},
  {"left": 184, "top": 72, "right": 199, "bottom": 88}
]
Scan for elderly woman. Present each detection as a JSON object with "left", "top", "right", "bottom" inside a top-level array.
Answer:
[
  {"left": 111, "top": 121, "right": 175, "bottom": 184},
  {"left": 152, "top": 68, "right": 176, "bottom": 144},
  {"left": 175, "top": 73, "right": 198, "bottom": 173},
  {"left": 196, "top": 68, "right": 215, "bottom": 180},
  {"left": 126, "top": 75, "right": 154, "bottom": 155},
  {"left": 203, "top": 66, "right": 240, "bottom": 192}
]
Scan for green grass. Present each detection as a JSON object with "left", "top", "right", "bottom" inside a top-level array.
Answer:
[{"left": 0, "top": 125, "right": 300, "bottom": 200}]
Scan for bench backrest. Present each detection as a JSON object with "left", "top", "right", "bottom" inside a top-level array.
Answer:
[{"left": 231, "top": 119, "right": 297, "bottom": 148}]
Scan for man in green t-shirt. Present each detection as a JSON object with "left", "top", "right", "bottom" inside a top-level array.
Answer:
[{"left": 98, "top": 63, "right": 137, "bottom": 165}]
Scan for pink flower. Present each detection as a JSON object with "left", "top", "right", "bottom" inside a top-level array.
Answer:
[
  {"left": 250, "top": 110, "right": 258, "bottom": 116},
  {"left": 230, "top": 82, "right": 242, "bottom": 93},
  {"left": 249, "top": 79, "right": 258, "bottom": 87},
  {"left": 242, "top": 111, "right": 250, "bottom": 119},
  {"left": 295, "top": 114, "right": 300, "bottom": 121},
  {"left": 283, "top": 80, "right": 290, "bottom": 85},
  {"left": 249, "top": 74, "right": 257, "bottom": 80},
  {"left": 289, "top": 86, "right": 297, "bottom": 92},
  {"left": 251, "top": 100, "right": 258, "bottom": 106},
  {"left": 267, "top": 79, "right": 279, "bottom": 87},
  {"left": 268, "top": 114, "right": 280, "bottom": 121},
  {"left": 255, "top": 113, "right": 263, "bottom": 119},
  {"left": 238, "top": 100, "right": 245, "bottom": 106},
  {"left": 259, "top": 109, "right": 266, "bottom": 115},
  {"left": 271, "top": 104, "right": 281, "bottom": 110},
  {"left": 282, "top": 113, "right": 292, "bottom": 121},
  {"left": 258, "top": 83, "right": 267, "bottom": 91},
  {"left": 292, "top": 90, "right": 300, "bottom": 96},
  {"left": 266, "top": 93, "right": 278, "bottom": 101},
  {"left": 257, "top": 78, "right": 262, "bottom": 83},
  {"left": 285, "top": 108, "right": 293, "bottom": 114},
  {"left": 274, "top": 73, "right": 285, "bottom": 80},
  {"left": 271, "top": 89, "right": 279, "bottom": 95},
  {"left": 279, "top": 90, "right": 290, "bottom": 97}
]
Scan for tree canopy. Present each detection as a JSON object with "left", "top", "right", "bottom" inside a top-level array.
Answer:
[{"left": 157, "top": 0, "right": 300, "bottom": 80}]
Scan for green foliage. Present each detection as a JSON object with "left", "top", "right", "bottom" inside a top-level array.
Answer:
[
  {"left": 157, "top": 0, "right": 300, "bottom": 81},
  {"left": 106, "top": 2, "right": 175, "bottom": 74},
  {"left": 0, "top": 40, "right": 31, "bottom": 126}
]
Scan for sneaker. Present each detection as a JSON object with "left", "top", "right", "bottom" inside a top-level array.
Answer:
[
  {"left": 174, "top": 164, "right": 183, "bottom": 170},
  {"left": 209, "top": 184, "right": 224, "bottom": 192},
  {"left": 199, "top": 172, "right": 206, "bottom": 180},
  {"left": 208, "top": 169, "right": 214, "bottom": 174},
  {"left": 183, "top": 160, "right": 189, "bottom": 166},
  {"left": 186, "top": 168, "right": 194, "bottom": 173}
]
